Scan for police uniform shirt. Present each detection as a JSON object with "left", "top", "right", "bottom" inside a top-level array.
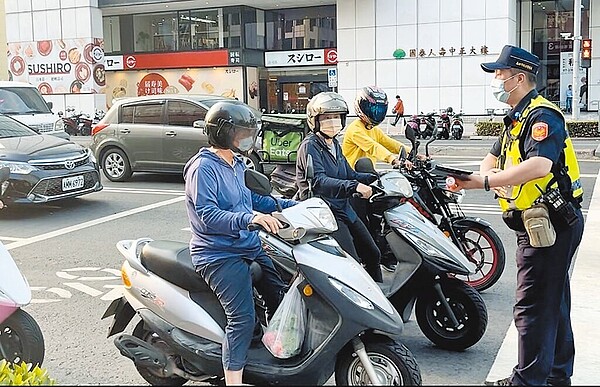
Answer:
[{"left": 490, "top": 90, "right": 566, "bottom": 165}]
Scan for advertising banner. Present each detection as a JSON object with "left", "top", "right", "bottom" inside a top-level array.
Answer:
[
  {"left": 105, "top": 67, "right": 243, "bottom": 108},
  {"left": 7, "top": 38, "right": 105, "bottom": 95}
]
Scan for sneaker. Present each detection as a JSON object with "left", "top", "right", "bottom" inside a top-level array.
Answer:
[
  {"left": 381, "top": 262, "right": 397, "bottom": 272},
  {"left": 484, "top": 377, "right": 512, "bottom": 386},
  {"left": 390, "top": 123, "right": 396, "bottom": 126}
]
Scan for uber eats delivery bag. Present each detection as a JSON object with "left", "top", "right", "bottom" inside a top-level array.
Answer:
[{"left": 260, "top": 115, "right": 307, "bottom": 163}]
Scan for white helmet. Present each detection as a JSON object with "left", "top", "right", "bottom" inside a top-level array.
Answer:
[{"left": 306, "top": 92, "right": 349, "bottom": 133}]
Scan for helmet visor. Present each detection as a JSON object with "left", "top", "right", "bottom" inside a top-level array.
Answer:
[{"left": 361, "top": 100, "right": 388, "bottom": 124}]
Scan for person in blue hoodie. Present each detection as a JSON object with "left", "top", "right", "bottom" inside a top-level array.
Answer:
[
  {"left": 183, "top": 101, "right": 296, "bottom": 386},
  {"left": 295, "top": 92, "right": 382, "bottom": 282}
]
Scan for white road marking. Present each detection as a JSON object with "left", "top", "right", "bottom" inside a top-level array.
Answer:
[
  {"left": 62, "top": 282, "right": 103, "bottom": 297},
  {"left": 56, "top": 272, "right": 78, "bottom": 280},
  {"left": 0, "top": 236, "right": 24, "bottom": 242},
  {"left": 103, "top": 187, "right": 185, "bottom": 195},
  {"left": 100, "top": 285, "right": 124, "bottom": 301},
  {"left": 5, "top": 196, "right": 185, "bottom": 251},
  {"left": 182, "top": 227, "right": 190, "bottom": 231}
]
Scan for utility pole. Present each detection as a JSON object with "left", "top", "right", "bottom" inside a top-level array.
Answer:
[{"left": 572, "top": 0, "right": 582, "bottom": 120}]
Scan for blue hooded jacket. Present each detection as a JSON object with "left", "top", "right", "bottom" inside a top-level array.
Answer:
[{"left": 184, "top": 148, "right": 296, "bottom": 265}]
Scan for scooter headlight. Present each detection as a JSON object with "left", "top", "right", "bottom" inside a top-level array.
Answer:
[{"left": 329, "top": 277, "right": 374, "bottom": 310}]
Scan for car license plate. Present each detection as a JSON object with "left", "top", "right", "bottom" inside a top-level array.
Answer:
[{"left": 62, "top": 175, "right": 84, "bottom": 191}]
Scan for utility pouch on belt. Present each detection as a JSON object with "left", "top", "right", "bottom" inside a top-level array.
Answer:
[
  {"left": 539, "top": 187, "right": 579, "bottom": 228},
  {"left": 521, "top": 203, "right": 556, "bottom": 248}
]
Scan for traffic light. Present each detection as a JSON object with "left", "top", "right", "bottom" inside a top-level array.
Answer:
[{"left": 582, "top": 39, "right": 592, "bottom": 68}]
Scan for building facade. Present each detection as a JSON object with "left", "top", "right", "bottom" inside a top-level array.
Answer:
[{"left": 2, "top": 0, "right": 598, "bottom": 116}]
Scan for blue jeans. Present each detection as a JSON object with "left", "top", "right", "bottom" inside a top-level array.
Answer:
[
  {"left": 510, "top": 208, "right": 584, "bottom": 385},
  {"left": 195, "top": 253, "right": 286, "bottom": 371},
  {"left": 566, "top": 97, "right": 572, "bottom": 113}
]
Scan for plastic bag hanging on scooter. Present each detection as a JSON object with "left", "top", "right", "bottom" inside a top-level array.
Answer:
[{"left": 262, "top": 275, "right": 307, "bottom": 359}]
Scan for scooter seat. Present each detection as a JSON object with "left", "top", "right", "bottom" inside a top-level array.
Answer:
[
  {"left": 140, "top": 240, "right": 264, "bottom": 292},
  {"left": 141, "top": 241, "right": 212, "bottom": 292}
]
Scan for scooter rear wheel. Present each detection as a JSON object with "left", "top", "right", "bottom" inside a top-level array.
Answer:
[
  {"left": 335, "top": 339, "right": 422, "bottom": 385},
  {"left": 415, "top": 278, "right": 487, "bottom": 351},
  {"left": 0, "top": 309, "right": 44, "bottom": 366},
  {"left": 132, "top": 321, "right": 188, "bottom": 386}
]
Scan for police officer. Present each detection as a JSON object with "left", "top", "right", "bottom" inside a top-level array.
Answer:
[{"left": 449, "top": 45, "right": 584, "bottom": 386}]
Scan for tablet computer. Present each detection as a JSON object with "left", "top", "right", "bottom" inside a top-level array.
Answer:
[{"left": 434, "top": 164, "right": 474, "bottom": 177}]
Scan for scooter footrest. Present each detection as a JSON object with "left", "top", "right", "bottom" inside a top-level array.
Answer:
[{"left": 114, "top": 334, "right": 168, "bottom": 368}]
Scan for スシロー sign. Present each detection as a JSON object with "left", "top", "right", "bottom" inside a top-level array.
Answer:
[{"left": 265, "top": 48, "right": 338, "bottom": 67}]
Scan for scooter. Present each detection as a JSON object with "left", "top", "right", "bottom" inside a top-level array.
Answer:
[
  {"left": 418, "top": 112, "right": 436, "bottom": 140},
  {"left": 450, "top": 110, "right": 464, "bottom": 140},
  {"left": 398, "top": 127, "right": 505, "bottom": 292},
  {"left": 0, "top": 167, "right": 45, "bottom": 366},
  {"left": 435, "top": 110, "right": 450, "bottom": 140},
  {"left": 262, "top": 157, "right": 488, "bottom": 351},
  {"left": 102, "top": 161, "right": 422, "bottom": 386}
]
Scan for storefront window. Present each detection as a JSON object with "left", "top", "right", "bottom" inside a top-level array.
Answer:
[
  {"left": 266, "top": 6, "right": 336, "bottom": 51},
  {"left": 178, "top": 9, "right": 221, "bottom": 50},
  {"left": 529, "top": 0, "right": 590, "bottom": 105},
  {"left": 243, "top": 7, "right": 265, "bottom": 49},
  {"left": 133, "top": 12, "right": 178, "bottom": 52},
  {"left": 223, "top": 8, "right": 242, "bottom": 49},
  {"left": 103, "top": 16, "right": 121, "bottom": 53}
]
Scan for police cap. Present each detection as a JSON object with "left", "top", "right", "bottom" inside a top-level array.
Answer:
[{"left": 481, "top": 45, "right": 540, "bottom": 75}]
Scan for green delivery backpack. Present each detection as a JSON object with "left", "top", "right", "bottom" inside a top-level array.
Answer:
[{"left": 260, "top": 114, "right": 308, "bottom": 164}]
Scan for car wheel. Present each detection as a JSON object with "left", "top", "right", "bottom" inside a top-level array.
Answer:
[
  {"left": 240, "top": 152, "right": 263, "bottom": 173},
  {"left": 102, "top": 148, "right": 133, "bottom": 182}
]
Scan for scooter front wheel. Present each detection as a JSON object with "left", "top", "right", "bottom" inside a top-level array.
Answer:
[
  {"left": 0, "top": 309, "right": 45, "bottom": 366},
  {"left": 132, "top": 321, "right": 189, "bottom": 386},
  {"left": 335, "top": 339, "right": 422, "bottom": 385},
  {"left": 415, "top": 278, "right": 487, "bottom": 351}
]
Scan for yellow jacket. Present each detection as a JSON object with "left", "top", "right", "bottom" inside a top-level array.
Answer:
[{"left": 341, "top": 119, "right": 410, "bottom": 168}]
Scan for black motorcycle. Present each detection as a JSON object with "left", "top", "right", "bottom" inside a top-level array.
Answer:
[
  {"left": 418, "top": 112, "right": 436, "bottom": 140},
  {"left": 395, "top": 126, "right": 505, "bottom": 292}
]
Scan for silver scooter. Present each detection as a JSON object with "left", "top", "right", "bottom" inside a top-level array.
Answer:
[
  {"left": 262, "top": 155, "right": 488, "bottom": 351},
  {"left": 102, "top": 162, "right": 422, "bottom": 386}
]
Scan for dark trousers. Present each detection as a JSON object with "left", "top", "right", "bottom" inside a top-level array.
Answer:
[
  {"left": 350, "top": 197, "right": 396, "bottom": 267},
  {"left": 510, "top": 208, "right": 584, "bottom": 385},
  {"left": 332, "top": 214, "right": 383, "bottom": 282},
  {"left": 392, "top": 114, "right": 405, "bottom": 126},
  {"left": 195, "top": 253, "right": 286, "bottom": 371}
]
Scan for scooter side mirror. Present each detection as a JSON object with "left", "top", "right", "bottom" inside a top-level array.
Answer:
[
  {"left": 193, "top": 120, "right": 205, "bottom": 129},
  {"left": 244, "top": 169, "right": 273, "bottom": 197},
  {"left": 355, "top": 157, "right": 376, "bottom": 174},
  {"left": 405, "top": 124, "right": 417, "bottom": 142}
]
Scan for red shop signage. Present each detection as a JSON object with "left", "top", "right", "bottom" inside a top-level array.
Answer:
[{"left": 121, "top": 50, "right": 230, "bottom": 70}]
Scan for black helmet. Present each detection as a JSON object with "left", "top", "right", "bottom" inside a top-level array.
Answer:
[
  {"left": 306, "top": 91, "right": 349, "bottom": 133},
  {"left": 447, "top": 106, "right": 454, "bottom": 114},
  {"left": 204, "top": 101, "right": 261, "bottom": 152},
  {"left": 354, "top": 86, "right": 388, "bottom": 127}
]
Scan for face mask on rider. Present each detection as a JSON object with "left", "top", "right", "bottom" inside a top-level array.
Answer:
[
  {"left": 490, "top": 73, "right": 522, "bottom": 104},
  {"left": 319, "top": 118, "right": 343, "bottom": 137},
  {"left": 236, "top": 136, "right": 254, "bottom": 152}
]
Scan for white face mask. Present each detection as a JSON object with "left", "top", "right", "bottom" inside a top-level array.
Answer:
[
  {"left": 320, "top": 118, "right": 343, "bottom": 137},
  {"left": 490, "top": 73, "right": 521, "bottom": 103},
  {"left": 237, "top": 136, "right": 254, "bottom": 152}
]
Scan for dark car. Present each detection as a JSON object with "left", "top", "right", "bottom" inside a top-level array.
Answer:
[
  {"left": 89, "top": 94, "right": 263, "bottom": 182},
  {"left": 0, "top": 114, "right": 102, "bottom": 204}
]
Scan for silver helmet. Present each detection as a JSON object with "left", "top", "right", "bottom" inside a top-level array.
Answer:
[{"left": 306, "top": 92, "right": 349, "bottom": 133}]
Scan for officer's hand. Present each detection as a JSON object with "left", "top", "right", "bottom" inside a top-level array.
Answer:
[
  {"left": 251, "top": 214, "right": 284, "bottom": 234},
  {"left": 481, "top": 168, "right": 509, "bottom": 197},
  {"left": 356, "top": 183, "right": 373, "bottom": 199},
  {"left": 416, "top": 153, "right": 428, "bottom": 161},
  {"left": 447, "top": 174, "right": 484, "bottom": 192}
]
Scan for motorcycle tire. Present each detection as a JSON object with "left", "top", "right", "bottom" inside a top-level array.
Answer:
[
  {"left": 0, "top": 309, "right": 45, "bottom": 366},
  {"left": 415, "top": 278, "right": 487, "bottom": 351},
  {"left": 335, "top": 338, "right": 422, "bottom": 385},
  {"left": 80, "top": 125, "right": 92, "bottom": 136},
  {"left": 132, "top": 321, "right": 189, "bottom": 386},
  {"left": 452, "top": 221, "right": 505, "bottom": 292}
]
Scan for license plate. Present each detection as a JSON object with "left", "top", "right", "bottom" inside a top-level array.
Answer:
[{"left": 62, "top": 175, "right": 84, "bottom": 191}]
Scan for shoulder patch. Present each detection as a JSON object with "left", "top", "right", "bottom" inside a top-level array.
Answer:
[{"left": 531, "top": 122, "right": 549, "bottom": 141}]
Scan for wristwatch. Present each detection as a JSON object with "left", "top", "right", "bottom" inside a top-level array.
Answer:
[{"left": 484, "top": 175, "right": 490, "bottom": 191}]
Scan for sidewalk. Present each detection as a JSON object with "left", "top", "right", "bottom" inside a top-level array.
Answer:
[{"left": 485, "top": 169, "right": 600, "bottom": 385}]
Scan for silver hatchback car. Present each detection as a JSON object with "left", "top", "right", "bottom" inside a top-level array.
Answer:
[{"left": 89, "top": 94, "right": 262, "bottom": 182}]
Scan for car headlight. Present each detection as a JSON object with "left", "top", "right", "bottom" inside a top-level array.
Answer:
[
  {"left": 307, "top": 206, "right": 337, "bottom": 232},
  {"left": 329, "top": 277, "right": 374, "bottom": 309},
  {"left": 87, "top": 148, "right": 97, "bottom": 164},
  {"left": 54, "top": 119, "right": 65, "bottom": 131},
  {"left": 0, "top": 161, "right": 38, "bottom": 175}
]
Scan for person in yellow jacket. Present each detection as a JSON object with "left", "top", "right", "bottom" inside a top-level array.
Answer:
[
  {"left": 342, "top": 86, "right": 412, "bottom": 170},
  {"left": 342, "top": 86, "right": 415, "bottom": 272},
  {"left": 449, "top": 45, "right": 584, "bottom": 387}
]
